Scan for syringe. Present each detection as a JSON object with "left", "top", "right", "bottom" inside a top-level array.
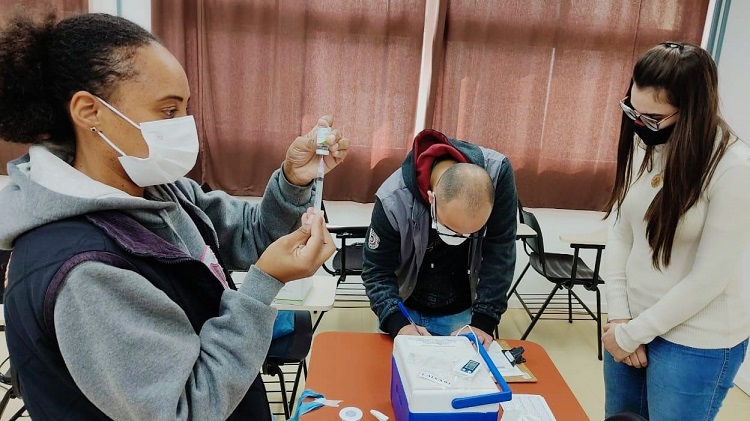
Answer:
[{"left": 313, "top": 156, "right": 325, "bottom": 212}]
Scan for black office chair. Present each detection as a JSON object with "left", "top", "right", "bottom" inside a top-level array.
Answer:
[
  {"left": 508, "top": 207, "right": 605, "bottom": 360},
  {"left": 320, "top": 203, "right": 370, "bottom": 308},
  {"left": 263, "top": 310, "right": 313, "bottom": 419}
]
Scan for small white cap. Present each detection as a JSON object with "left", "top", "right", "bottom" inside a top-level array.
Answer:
[
  {"left": 339, "top": 406, "right": 363, "bottom": 421},
  {"left": 370, "top": 409, "right": 389, "bottom": 421}
]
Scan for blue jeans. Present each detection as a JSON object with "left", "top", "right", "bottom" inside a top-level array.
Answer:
[
  {"left": 603, "top": 336, "right": 748, "bottom": 421},
  {"left": 404, "top": 307, "right": 472, "bottom": 336}
]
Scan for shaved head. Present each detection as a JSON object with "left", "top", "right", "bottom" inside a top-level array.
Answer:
[{"left": 435, "top": 163, "right": 494, "bottom": 218}]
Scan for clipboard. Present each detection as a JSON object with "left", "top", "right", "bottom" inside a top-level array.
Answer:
[{"left": 497, "top": 340, "right": 537, "bottom": 383}]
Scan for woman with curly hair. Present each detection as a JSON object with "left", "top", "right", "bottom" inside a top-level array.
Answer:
[{"left": 0, "top": 8, "right": 348, "bottom": 420}]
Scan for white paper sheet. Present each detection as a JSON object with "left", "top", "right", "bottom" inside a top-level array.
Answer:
[
  {"left": 501, "top": 394, "right": 556, "bottom": 421},
  {"left": 488, "top": 342, "right": 526, "bottom": 378}
]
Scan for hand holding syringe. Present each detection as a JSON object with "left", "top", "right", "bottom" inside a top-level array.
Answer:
[
  {"left": 314, "top": 156, "right": 325, "bottom": 212},
  {"left": 313, "top": 127, "right": 332, "bottom": 212}
]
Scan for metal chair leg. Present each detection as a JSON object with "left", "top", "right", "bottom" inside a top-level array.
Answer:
[
  {"left": 596, "top": 288, "right": 603, "bottom": 360},
  {"left": 289, "top": 361, "right": 306, "bottom": 415},
  {"left": 267, "top": 364, "right": 290, "bottom": 419},
  {"left": 0, "top": 388, "right": 12, "bottom": 417},
  {"left": 507, "top": 262, "right": 531, "bottom": 299},
  {"left": 521, "top": 285, "right": 561, "bottom": 339},
  {"left": 7, "top": 405, "right": 26, "bottom": 421},
  {"left": 311, "top": 311, "right": 327, "bottom": 332},
  {"left": 277, "top": 368, "right": 289, "bottom": 419},
  {"left": 568, "top": 288, "right": 573, "bottom": 323}
]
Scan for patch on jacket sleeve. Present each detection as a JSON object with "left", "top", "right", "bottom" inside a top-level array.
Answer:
[{"left": 367, "top": 229, "right": 380, "bottom": 249}]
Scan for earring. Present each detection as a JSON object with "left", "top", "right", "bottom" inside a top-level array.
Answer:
[{"left": 90, "top": 127, "right": 97, "bottom": 132}]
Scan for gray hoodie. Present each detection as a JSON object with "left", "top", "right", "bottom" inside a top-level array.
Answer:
[{"left": 0, "top": 145, "right": 313, "bottom": 420}]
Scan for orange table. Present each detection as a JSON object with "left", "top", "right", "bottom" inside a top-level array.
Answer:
[{"left": 302, "top": 332, "right": 589, "bottom": 420}]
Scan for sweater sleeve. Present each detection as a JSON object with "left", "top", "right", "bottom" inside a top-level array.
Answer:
[
  {"left": 616, "top": 163, "right": 750, "bottom": 352},
  {"left": 55, "top": 262, "right": 282, "bottom": 421},
  {"left": 176, "top": 167, "right": 312, "bottom": 271},
  {"left": 603, "top": 211, "right": 634, "bottom": 321}
]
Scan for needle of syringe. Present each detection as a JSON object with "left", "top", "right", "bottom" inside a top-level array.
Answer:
[{"left": 313, "top": 157, "right": 325, "bottom": 212}]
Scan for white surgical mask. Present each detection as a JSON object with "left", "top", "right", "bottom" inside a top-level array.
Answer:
[
  {"left": 95, "top": 97, "right": 199, "bottom": 187},
  {"left": 435, "top": 221, "right": 470, "bottom": 246},
  {"left": 429, "top": 191, "right": 475, "bottom": 246}
]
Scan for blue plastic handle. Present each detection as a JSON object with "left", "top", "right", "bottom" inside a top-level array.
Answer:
[{"left": 451, "top": 333, "right": 513, "bottom": 409}]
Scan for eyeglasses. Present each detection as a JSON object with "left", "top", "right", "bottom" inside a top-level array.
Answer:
[
  {"left": 619, "top": 97, "right": 679, "bottom": 131},
  {"left": 430, "top": 193, "right": 484, "bottom": 245}
]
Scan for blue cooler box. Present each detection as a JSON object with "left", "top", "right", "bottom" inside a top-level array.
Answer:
[{"left": 390, "top": 334, "right": 512, "bottom": 421}]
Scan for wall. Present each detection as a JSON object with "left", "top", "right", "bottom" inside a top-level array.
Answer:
[
  {"left": 717, "top": 0, "right": 750, "bottom": 396},
  {"left": 88, "top": 0, "right": 151, "bottom": 31}
]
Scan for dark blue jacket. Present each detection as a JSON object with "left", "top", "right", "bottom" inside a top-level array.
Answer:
[
  {"left": 363, "top": 130, "right": 518, "bottom": 336},
  {"left": 4, "top": 211, "right": 265, "bottom": 420}
]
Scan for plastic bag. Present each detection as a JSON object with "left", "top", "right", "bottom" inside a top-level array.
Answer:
[{"left": 272, "top": 310, "right": 295, "bottom": 339}]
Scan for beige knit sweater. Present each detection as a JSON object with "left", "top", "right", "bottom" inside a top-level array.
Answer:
[{"left": 605, "top": 132, "right": 750, "bottom": 352}]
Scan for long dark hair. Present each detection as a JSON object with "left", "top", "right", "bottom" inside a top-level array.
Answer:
[
  {"left": 604, "top": 42, "right": 733, "bottom": 269},
  {"left": 0, "top": 7, "right": 157, "bottom": 146}
]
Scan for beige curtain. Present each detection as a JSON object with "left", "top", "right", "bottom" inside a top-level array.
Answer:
[
  {"left": 0, "top": 0, "right": 88, "bottom": 172},
  {"left": 432, "top": 0, "right": 709, "bottom": 210},
  {"left": 152, "top": 0, "right": 425, "bottom": 200}
]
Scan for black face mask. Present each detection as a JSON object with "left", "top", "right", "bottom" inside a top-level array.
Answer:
[{"left": 633, "top": 121, "right": 675, "bottom": 146}]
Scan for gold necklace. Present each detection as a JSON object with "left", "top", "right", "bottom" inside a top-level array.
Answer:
[{"left": 651, "top": 172, "right": 663, "bottom": 188}]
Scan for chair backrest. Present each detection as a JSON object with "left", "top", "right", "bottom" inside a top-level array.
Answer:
[
  {"left": 519, "top": 209, "right": 547, "bottom": 269},
  {"left": 517, "top": 200, "right": 531, "bottom": 257},
  {"left": 320, "top": 201, "right": 367, "bottom": 277}
]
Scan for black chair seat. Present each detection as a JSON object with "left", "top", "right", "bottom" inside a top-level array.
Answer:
[
  {"left": 332, "top": 243, "right": 364, "bottom": 273},
  {"left": 327, "top": 226, "right": 368, "bottom": 237},
  {"left": 267, "top": 311, "right": 312, "bottom": 364},
  {"left": 529, "top": 252, "right": 604, "bottom": 286}
]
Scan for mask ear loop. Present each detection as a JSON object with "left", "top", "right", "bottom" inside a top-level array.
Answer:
[
  {"left": 428, "top": 190, "right": 438, "bottom": 231},
  {"left": 94, "top": 129, "right": 128, "bottom": 157},
  {"left": 92, "top": 96, "right": 142, "bottom": 158},
  {"left": 94, "top": 96, "right": 141, "bottom": 129}
]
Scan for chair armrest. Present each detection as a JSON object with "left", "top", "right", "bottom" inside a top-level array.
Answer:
[
  {"left": 569, "top": 243, "right": 605, "bottom": 251},
  {"left": 327, "top": 225, "right": 368, "bottom": 239}
]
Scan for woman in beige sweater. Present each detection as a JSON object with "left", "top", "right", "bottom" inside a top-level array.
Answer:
[{"left": 602, "top": 42, "right": 750, "bottom": 420}]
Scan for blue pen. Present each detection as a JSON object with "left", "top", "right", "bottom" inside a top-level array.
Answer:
[{"left": 397, "top": 302, "right": 423, "bottom": 336}]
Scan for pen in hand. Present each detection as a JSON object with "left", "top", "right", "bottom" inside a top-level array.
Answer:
[{"left": 397, "top": 302, "right": 423, "bottom": 336}]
